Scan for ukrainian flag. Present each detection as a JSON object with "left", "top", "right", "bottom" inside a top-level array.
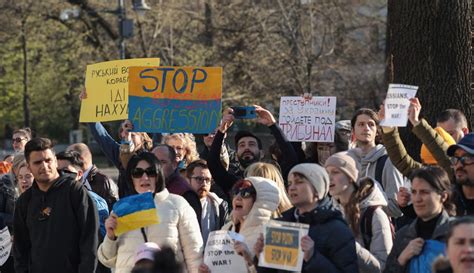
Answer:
[{"left": 112, "top": 192, "right": 159, "bottom": 236}]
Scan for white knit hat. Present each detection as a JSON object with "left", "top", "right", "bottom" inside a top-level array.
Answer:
[{"left": 288, "top": 163, "right": 330, "bottom": 200}]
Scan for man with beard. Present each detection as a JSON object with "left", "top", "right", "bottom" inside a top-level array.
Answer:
[
  {"left": 207, "top": 105, "right": 298, "bottom": 197},
  {"left": 447, "top": 133, "right": 474, "bottom": 215},
  {"left": 185, "top": 160, "right": 228, "bottom": 244}
]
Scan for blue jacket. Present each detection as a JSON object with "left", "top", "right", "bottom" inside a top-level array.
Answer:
[{"left": 258, "top": 197, "right": 359, "bottom": 273}]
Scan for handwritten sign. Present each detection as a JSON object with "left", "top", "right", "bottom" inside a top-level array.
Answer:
[
  {"left": 128, "top": 66, "right": 222, "bottom": 133},
  {"left": 0, "top": 226, "right": 11, "bottom": 266},
  {"left": 380, "top": 84, "right": 418, "bottom": 127},
  {"left": 203, "top": 231, "right": 247, "bottom": 273},
  {"left": 259, "top": 220, "right": 309, "bottom": 271},
  {"left": 278, "top": 96, "right": 337, "bottom": 142},
  {"left": 80, "top": 58, "right": 160, "bottom": 122}
]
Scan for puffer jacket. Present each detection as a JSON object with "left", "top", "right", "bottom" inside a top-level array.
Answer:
[
  {"left": 258, "top": 196, "right": 359, "bottom": 273},
  {"left": 97, "top": 189, "right": 203, "bottom": 273},
  {"left": 222, "top": 176, "right": 280, "bottom": 258},
  {"left": 354, "top": 180, "right": 393, "bottom": 273},
  {"left": 347, "top": 145, "right": 404, "bottom": 218},
  {"left": 383, "top": 210, "right": 451, "bottom": 273}
]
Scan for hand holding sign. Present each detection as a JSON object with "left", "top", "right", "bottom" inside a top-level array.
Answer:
[
  {"left": 301, "top": 235, "right": 315, "bottom": 262},
  {"left": 408, "top": 97, "right": 422, "bottom": 126},
  {"left": 379, "top": 84, "right": 418, "bottom": 127}
]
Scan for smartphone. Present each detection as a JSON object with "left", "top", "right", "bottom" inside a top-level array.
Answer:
[{"left": 232, "top": 106, "right": 257, "bottom": 119}]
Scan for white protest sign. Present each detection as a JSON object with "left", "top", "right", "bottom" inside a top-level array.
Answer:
[
  {"left": 203, "top": 230, "right": 247, "bottom": 273},
  {"left": 259, "top": 220, "right": 309, "bottom": 271},
  {"left": 380, "top": 84, "right": 418, "bottom": 127},
  {"left": 278, "top": 96, "right": 336, "bottom": 142},
  {"left": 0, "top": 227, "right": 11, "bottom": 266}
]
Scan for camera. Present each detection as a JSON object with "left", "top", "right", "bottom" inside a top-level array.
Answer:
[{"left": 232, "top": 106, "right": 256, "bottom": 119}]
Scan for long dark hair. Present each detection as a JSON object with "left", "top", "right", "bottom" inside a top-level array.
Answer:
[
  {"left": 410, "top": 166, "right": 456, "bottom": 216},
  {"left": 343, "top": 177, "right": 374, "bottom": 236},
  {"left": 125, "top": 152, "right": 165, "bottom": 195}
]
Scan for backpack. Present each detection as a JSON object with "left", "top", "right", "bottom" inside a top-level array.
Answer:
[
  {"left": 374, "top": 155, "right": 388, "bottom": 189},
  {"left": 360, "top": 205, "right": 395, "bottom": 248}
]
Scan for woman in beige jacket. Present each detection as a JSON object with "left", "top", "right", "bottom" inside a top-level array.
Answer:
[{"left": 98, "top": 152, "right": 203, "bottom": 273}]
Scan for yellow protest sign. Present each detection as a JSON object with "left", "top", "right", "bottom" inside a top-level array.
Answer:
[
  {"left": 80, "top": 58, "right": 160, "bottom": 122},
  {"left": 259, "top": 220, "right": 309, "bottom": 271}
]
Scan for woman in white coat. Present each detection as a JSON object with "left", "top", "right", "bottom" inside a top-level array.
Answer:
[
  {"left": 98, "top": 152, "right": 203, "bottom": 273},
  {"left": 199, "top": 176, "right": 280, "bottom": 273}
]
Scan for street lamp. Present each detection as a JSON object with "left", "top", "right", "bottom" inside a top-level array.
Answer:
[
  {"left": 118, "top": 0, "right": 151, "bottom": 59},
  {"left": 60, "top": 0, "right": 151, "bottom": 59}
]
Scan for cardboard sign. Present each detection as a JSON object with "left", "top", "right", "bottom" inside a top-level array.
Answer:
[
  {"left": 128, "top": 66, "right": 222, "bottom": 133},
  {"left": 80, "top": 58, "right": 160, "bottom": 122},
  {"left": 259, "top": 220, "right": 309, "bottom": 271},
  {"left": 0, "top": 226, "right": 11, "bottom": 266},
  {"left": 279, "top": 96, "right": 337, "bottom": 142},
  {"left": 203, "top": 230, "right": 247, "bottom": 273},
  {"left": 380, "top": 84, "right": 418, "bottom": 127},
  {"left": 112, "top": 192, "right": 159, "bottom": 236}
]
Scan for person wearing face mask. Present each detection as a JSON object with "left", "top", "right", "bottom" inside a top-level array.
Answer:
[{"left": 98, "top": 152, "right": 203, "bottom": 273}]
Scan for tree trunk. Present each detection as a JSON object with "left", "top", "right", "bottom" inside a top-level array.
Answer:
[{"left": 387, "top": 0, "right": 472, "bottom": 160}]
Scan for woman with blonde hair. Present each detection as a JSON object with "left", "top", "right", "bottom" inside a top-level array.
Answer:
[
  {"left": 163, "top": 133, "right": 200, "bottom": 170},
  {"left": 244, "top": 162, "right": 292, "bottom": 217}
]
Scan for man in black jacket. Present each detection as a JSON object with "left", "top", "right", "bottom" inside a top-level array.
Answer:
[
  {"left": 208, "top": 105, "right": 298, "bottom": 196},
  {"left": 447, "top": 133, "right": 474, "bottom": 215},
  {"left": 13, "top": 138, "right": 99, "bottom": 273}
]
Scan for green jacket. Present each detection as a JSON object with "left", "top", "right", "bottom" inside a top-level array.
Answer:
[{"left": 381, "top": 119, "right": 453, "bottom": 180}]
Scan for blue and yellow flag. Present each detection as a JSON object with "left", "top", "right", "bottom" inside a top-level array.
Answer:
[{"left": 112, "top": 192, "right": 159, "bottom": 236}]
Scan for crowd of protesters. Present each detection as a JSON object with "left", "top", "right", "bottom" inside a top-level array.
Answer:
[{"left": 0, "top": 96, "right": 472, "bottom": 273}]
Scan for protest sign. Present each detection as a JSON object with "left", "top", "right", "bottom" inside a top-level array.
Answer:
[
  {"left": 278, "top": 96, "right": 337, "bottom": 142},
  {"left": 203, "top": 230, "right": 247, "bottom": 273},
  {"left": 380, "top": 84, "right": 418, "bottom": 127},
  {"left": 128, "top": 66, "right": 222, "bottom": 133},
  {"left": 259, "top": 220, "right": 309, "bottom": 271},
  {"left": 0, "top": 226, "right": 11, "bottom": 266},
  {"left": 80, "top": 58, "right": 160, "bottom": 122},
  {"left": 112, "top": 192, "right": 159, "bottom": 236}
]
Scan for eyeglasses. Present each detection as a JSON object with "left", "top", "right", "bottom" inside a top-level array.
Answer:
[
  {"left": 450, "top": 155, "right": 474, "bottom": 166},
  {"left": 231, "top": 187, "right": 256, "bottom": 199},
  {"left": 191, "top": 176, "right": 212, "bottom": 184},
  {"left": 131, "top": 167, "right": 158, "bottom": 178},
  {"left": 12, "top": 137, "right": 26, "bottom": 143}
]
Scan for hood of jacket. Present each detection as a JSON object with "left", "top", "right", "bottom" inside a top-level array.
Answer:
[
  {"left": 359, "top": 178, "right": 388, "bottom": 209},
  {"left": 347, "top": 144, "right": 387, "bottom": 176},
  {"left": 239, "top": 176, "right": 280, "bottom": 231}
]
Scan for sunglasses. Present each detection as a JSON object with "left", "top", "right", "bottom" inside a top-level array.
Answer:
[
  {"left": 131, "top": 167, "right": 158, "bottom": 178},
  {"left": 231, "top": 187, "right": 256, "bottom": 199},
  {"left": 12, "top": 137, "right": 26, "bottom": 143},
  {"left": 450, "top": 155, "right": 474, "bottom": 166}
]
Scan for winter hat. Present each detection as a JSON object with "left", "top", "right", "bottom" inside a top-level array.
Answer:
[
  {"left": 420, "top": 127, "right": 456, "bottom": 165},
  {"left": 288, "top": 163, "right": 330, "bottom": 200},
  {"left": 324, "top": 152, "right": 359, "bottom": 183},
  {"left": 134, "top": 242, "right": 160, "bottom": 264}
]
